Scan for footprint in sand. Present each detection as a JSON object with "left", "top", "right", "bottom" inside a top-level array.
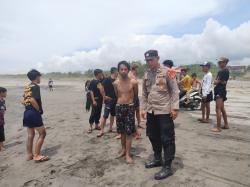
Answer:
[
  {"left": 58, "top": 119, "right": 65, "bottom": 123},
  {"left": 172, "top": 157, "right": 184, "bottom": 173},
  {"left": 5, "top": 141, "right": 23, "bottom": 149},
  {"left": 23, "top": 179, "right": 43, "bottom": 187},
  {"left": 63, "top": 157, "right": 118, "bottom": 179}
]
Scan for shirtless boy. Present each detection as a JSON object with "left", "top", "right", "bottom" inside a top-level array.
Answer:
[{"left": 114, "top": 61, "right": 138, "bottom": 164}]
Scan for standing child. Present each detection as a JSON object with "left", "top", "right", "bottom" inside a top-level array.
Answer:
[
  {"left": 22, "top": 69, "right": 49, "bottom": 162},
  {"left": 199, "top": 62, "right": 213, "bottom": 123},
  {"left": 87, "top": 69, "right": 104, "bottom": 133},
  {"left": 212, "top": 57, "right": 230, "bottom": 132},
  {"left": 0, "top": 87, "right": 7, "bottom": 151}
]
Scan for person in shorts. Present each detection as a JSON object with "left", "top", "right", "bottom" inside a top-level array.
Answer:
[
  {"left": 113, "top": 61, "right": 138, "bottom": 164},
  {"left": 22, "top": 69, "right": 49, "bottom": 162},
  {"left": 199, "top": 62, "right": 213, "bottom": 123},
  {"left": 212, "top": 57, "right": 230, "bottom": 132},
  {"left": 0, "top": 87, "right": 7, "bottom": 151},
  {"left": 97, "top": 67, "right": 118, "bottom": 137}
]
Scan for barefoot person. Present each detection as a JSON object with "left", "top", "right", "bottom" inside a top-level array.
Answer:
[
  {"left": 199, "top": 62, "right": 213, "bottom": 123},
  {"left": 212, "top": 57, "right": 230, "bottom": 132},
  {"left": 97, "top": 67, "right": 118, "bottom": 137},
  {"left": 141, "top": 50, "right": 179, "bottom": 180},
  {"left": 114, "top": 61, "right": 138, "bottom": 164},
  {"left": 88, "top": 69, "right": 104, "bottom": 133},
  {"left": 22, "top": 69, "right": 49, "bottom": 162},
  {"left": 0, "top": 87, "right": 7, "bottom": 152}
]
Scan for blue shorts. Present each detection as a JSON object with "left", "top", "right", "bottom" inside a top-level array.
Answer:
[
  {"left": 23, "top": 108, "right": 44, "bottom": 128},
  {"left": 103, "top": 99, "right": 116, "bottom": 119}
]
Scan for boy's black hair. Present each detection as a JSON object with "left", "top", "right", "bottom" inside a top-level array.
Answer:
[
  {"left": 118, "top": 61, "right": 130, "bottom": 71},
  {"left": 181, "top": 68, "right": 188, "bottom": 72},
  {"left": 163, "top": 60, "right": 174, "bottom": 68},
  {"left": 94, "top": 69, "right": 103, "bottom": 77},
  {"left": 110, "top": 67, "right": 118, "bottom": 74},
  {"left": 0, "top": 87, "right": 7, "bottom": 93},
  {"left": 27, "top": 69, "right": 42, "bottom": 81},
  {"left": 191, "top": 73, "right": 197, "bottom": 77}
]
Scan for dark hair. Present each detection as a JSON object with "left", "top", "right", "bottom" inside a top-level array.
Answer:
[
  {"left": 110, "top": 67, "right": 117, "bottom": 74},
  {"left": 0, "top": 87, "right": 7, "bottom": 93},
  {"left": 27, "top": 69, "right": 41, "bottom": 81},
  {"left": 163, "top": 60, "right": 174, "bottom": 68},
  {"left": 181, "top": 68, "right": 188, "bottom": 72},
  {"left": 191, "top": 73, "right": 197, "bottom": 77},
  {"left": 94, "top": 69, "right": 103, "bottom": 77},
  {"left": 118, "top": 61, "right": 130, "bottom": 71}
]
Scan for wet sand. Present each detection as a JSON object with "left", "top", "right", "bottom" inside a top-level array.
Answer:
[{"left": 0, "top": 78, "right": 249, "bottom": 187}]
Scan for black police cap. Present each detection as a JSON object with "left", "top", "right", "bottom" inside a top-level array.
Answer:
[{"left": 144, "top": 50, "right": 158, "bottom": 60}]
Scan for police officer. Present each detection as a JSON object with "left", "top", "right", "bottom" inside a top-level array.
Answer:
[{"left": 141, "top": 50, "right": 179, "bottom": 180}]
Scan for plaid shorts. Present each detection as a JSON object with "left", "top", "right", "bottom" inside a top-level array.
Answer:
[{"left": 116, "top": 103, "right": 135, "bottom": 135}]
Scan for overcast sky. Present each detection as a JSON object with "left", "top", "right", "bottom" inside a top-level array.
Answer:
[{"left": 0, "top": 0, "right": 250, "bottom": 74}]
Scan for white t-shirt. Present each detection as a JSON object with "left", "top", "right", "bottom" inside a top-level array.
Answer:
[{"left": 201, "top": 72, "right": 213, "bottom": 97}]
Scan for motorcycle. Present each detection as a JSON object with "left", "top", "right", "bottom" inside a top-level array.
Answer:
[{"left": 179, "top": 90, "right": 202, "bottom": 110}]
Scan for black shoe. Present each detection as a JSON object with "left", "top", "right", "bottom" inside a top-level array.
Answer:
[
  {"left": 145, "top": 159, "right": 162, "bottom": 169},
  {"left": 154, "top": 167, "right": 173, "bottom": 180}
]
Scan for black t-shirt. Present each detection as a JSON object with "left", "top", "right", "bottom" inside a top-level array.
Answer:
[
  {"left": 89, "top": 79, "right": 103, "bottom": 101},
  {"left": 32, "top": 84, "right": 43, "bottom": 113},
  {"left": 214, "top": 68, "right": 229, "bottom": 92},
  {"left": 102, "top": 76, "right": 116, "bottom": 99}
]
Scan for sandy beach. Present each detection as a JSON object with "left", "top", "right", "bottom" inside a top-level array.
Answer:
[{"left": 0, "top": 78, "right": 250, "bottom": 187}]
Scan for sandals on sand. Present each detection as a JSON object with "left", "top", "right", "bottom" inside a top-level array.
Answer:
[
  {"left": 211, "top": 128, "right": 222, "bottom": 133},
  {"left": 198, "top": 118, "right": 209, "bottom": 123},
  {"left": 108, "top": 129, "right": 116, "bottom": 133},
  {"left": 94, "top": 126, "right": 101, "bottom": 130},
  {"left": 87, "top": 129, "right": 92, "bottom": 134},
  {"left": 97, "top": 132, "right": 104, "bottom": 138},
  {"left": 34, "top": 155, "right": 49, "bottom": 163}
]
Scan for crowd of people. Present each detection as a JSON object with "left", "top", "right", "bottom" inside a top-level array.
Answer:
[
  {"left": 0, "top": 49, "right": 230, "bottom": 180},
  {"left": 176, "top": 57, "right": 230, "bottom": 132}
]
